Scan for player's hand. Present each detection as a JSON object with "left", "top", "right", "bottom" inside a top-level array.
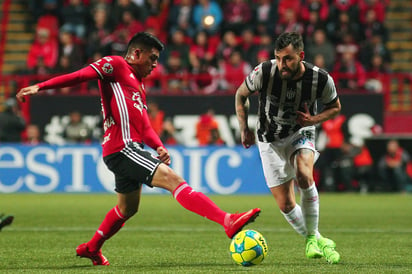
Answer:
[
  {"left": 157, "top": 146, "right": 171, "bottom": 165},
  {"left": 16, "top": 85, "right": 40, "bottom": 103},
  {"left": 241, "top": 128, "right": 255, "bottom": 149},
  {"left": 296, "top": 103, "right": 314, "bottom": 127}
]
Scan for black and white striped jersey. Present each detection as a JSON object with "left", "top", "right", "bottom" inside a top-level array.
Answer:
[{"left": 245, "top": 60, "right": 338, "bottom": 142}]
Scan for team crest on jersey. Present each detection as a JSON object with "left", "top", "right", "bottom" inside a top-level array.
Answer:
[
  {"left": 102, "top": 63, "right": 113, "bottom": 74},
  {"left": 286, "top": 88, "right": 296, "bottom": 100}
]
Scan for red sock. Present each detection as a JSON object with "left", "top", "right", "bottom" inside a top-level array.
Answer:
[
  {"left": 173, "top": 182, "right": 228, "bottom": 226},
  {"left": 87, "top": 205, "right": 128, "bottom": 252}
]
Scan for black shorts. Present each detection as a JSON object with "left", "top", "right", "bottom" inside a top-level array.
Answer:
[{"left": 103, "top": 142, "right": 161, "bottom": 193}]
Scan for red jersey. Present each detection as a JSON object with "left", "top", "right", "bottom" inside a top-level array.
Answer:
[
  {"left": 90, "top": 56, "right": 150, "bottom": 156},
  {"left": 37, "top": 55, "right": 164, "bottom": 157}
]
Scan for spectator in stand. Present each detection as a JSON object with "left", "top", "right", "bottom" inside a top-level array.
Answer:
[
  {"left": 147, "top": 100, "right": 165, "bottom": 136},
  {"left": 114, "top": 10, "right": 145, "bottom": 42},
  {"left": 275, "top": 8, "right": 304, "bottom": 36},
  {"left": 85, "top": 4, "right": 113, "bottom": 60},
  {"left": 359, "top": 0, "right": 386, "bottom": 25},
  {"left": 190, "top": 60, "right": 219, "bottom": 94},
  {"left": 27, "top": 28, "right": 59, "bottom": 73},
  {"left": 60, "top": 0, "right": 88, "bottom": 40},
  {"left": 216, "top": 30, "right": 241, "bottom": 64},
  {"left": 327, "top": 0, "right": 359, "bottom": 34},
  {"left": 143, "top": 0, "right": 170, "bottom": 43},
  {"left": 302, "top": 11, "right": 325, "bottom": 44},
  {"left": 189, "top": 30, "right": 216, "bottom": 70},
  {"left": 195, "top": 107, "right": 224, "bottom": 146},
  {"left": 62, "top": 110, "right": 92, "bottom": 143},
  {"left": 256, "top": 49, "right": 271, "bottom": 64},
  {"left": 58, "top": 28, "right": 85, "bottom": 71},
  {"left": 312, "top": 53, "right": 327, "bottom": 70},
  {"left": 162, "top": 28, "right": 191, "bottom": 71},
  {"left": 219, "top": 50, "right": 251, "bottom": 92},
  {"left": 326, "top": 10, "right": 361, "bottom": 45},
  {"left": 192, "top": 0, "right": 223, "bottom": 35},
  {"left": 364, "top": 54, "right": 389, "bottom": 93},
  {"left": 29, "top": 0, "right": 62, "bottom": 25},
  {"left": 301, "top": 0, "right": 329, "bottom": 24},
  {"left": 24, "top": 124, "right": 43, "bottom": 145},
  {"left": 167, "top": 0, "right": 195, "bottom": 38},
  {"left": 277, "top": 0, "right": 301, "bottom": 22},
  {"left": 254, "top": 31, "right": 274, "bottom": 58},
  {"left": 221, "top": 0, "right": 252, "bottom": 35},
  {"left": 112, "top": 0, "right": 147, "bottom": 27},
  {"left": 251, "top": 0, "right": 278, "bottom": 35},
  {"left": 332, "top": 51, "right": 366, "bottom": 91},
  {"left": 305, "top": 29, "right": 336, "bottom": 71},
  {"left": 378, "top": 139, "right": 410, "bottom": 193},
  {"left": 163, "top": 52, "right": 190, "bottom": 93},
  {"left": 360, "top": 9, "right": 388, "bottom": 43},
  {"left": 335, "top": 32, "right": 359, "bottom": 58},
  {"left": 239, "top": 28, "right": 260, "bottom": 67},
  {"left": 0, "top": 98, "right": 26, "bottom": 143}
]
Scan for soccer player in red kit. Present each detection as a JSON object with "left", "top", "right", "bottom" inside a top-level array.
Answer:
[{"left": 16, "top": 32, "right": 260, "bottom": 266}]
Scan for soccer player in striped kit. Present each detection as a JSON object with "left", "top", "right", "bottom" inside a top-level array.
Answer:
[
  {"left": 17, "top": 32, "right": 260, "bottom": 266},
  {"left": 235, "top": 32, "right": 341, "bottom": 264}
]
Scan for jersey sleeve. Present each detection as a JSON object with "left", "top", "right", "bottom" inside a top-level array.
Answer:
[
  {"left": 89, "top": 56, "right": 122, "bottom": 81},
  {"left": 244, "top": 63, "right": 263, "bottom": 93},
  {"left": 321, "top": 74, "right": 338, "bottom": 105}
]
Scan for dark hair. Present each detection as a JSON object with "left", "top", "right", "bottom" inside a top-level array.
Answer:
[
  {"left": 275, "top": 32, "right": 304, "bottom": 52},
  {"left": 127, "top": 32, "right": 164, "bottom": 52}
]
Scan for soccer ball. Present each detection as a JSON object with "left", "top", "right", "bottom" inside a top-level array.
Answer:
[{"left": 229, "top": 229, "right": 268, "bottom": 266}]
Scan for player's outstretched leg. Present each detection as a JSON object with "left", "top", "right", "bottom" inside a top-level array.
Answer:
[
  {"left": 172, "top": 182, "right": 261, "bottom": 238},
  {"left": 318, "top": 236, "right": 340, "bottom": 264},
  {"left": 76, "top": 243, "right": 110, "bottom": 266},
  {"left": 305, "top": 235, "right": 323, "bottom": 259}
]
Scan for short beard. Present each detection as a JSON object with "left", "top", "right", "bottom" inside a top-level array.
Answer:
[{"left": 280, "top": 64, "right": 301, "bottom": 80}]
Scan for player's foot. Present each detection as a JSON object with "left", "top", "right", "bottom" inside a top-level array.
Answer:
[
  {"left": 318, "top": 236, "right": 340, "bottom": 264},
  {"left": 305, "top": 235, "right": 323, "bottom": 259},
  {"left": 225, "top": 208, "right": 261, "bottom": 238},
  {"left": 76, "top": 243, "right": 110, "bottom": 266},
  {"left": 0, "top": 214, "right": 14, "bottom": 231}
]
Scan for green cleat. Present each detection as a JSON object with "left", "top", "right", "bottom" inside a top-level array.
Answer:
[
  {"left": 318, "top": 236, "right": 340, "bottom": 264},
  {"left": 305, "top": 235, "right": 323, "bottom": 259}
]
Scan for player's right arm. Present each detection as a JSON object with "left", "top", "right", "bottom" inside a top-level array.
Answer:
[{"left": 16, "top": 66, "right": 99, "bottom": 102}]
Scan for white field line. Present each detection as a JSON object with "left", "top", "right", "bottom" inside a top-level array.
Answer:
[{"left": 6, "top": 227, "right": 412, "bottom": 233}]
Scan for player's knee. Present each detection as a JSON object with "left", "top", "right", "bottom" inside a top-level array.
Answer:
[{"left": 152, "top": 164, "right": 184, "bottom": 191}]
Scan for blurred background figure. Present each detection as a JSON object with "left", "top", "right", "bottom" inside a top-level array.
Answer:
[
  {"left": 24, "top": 124, "right": 43, "bottom": 145},
  {"left": 0, "top": 98, "right": 26, "bottom": 143},
  {"left": 62, "top": 111, "right": 91, "bottom": 143},
  {"left": 378, "top": 139, "right": 411, "bottom": 193},
  {"left": 147, "top": 100, "right": 165, "bottom": 136},
  {"left": 0, "top": 213, "right": 14, "bottom": 231},
  {"left": 195, "top": 107, "right": 224, "bottom": 146}
]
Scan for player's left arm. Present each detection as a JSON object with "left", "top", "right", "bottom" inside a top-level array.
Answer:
[
  {"left": 297, "top": 74, "right": 342, "bottom": 126},
  {"left": 141, "top": 109, "right": 171, "bottom": 165}
]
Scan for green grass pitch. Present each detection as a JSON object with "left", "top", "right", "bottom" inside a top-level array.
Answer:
[{"left": 0, "top": 193, "right": 411, "bottom": 273}]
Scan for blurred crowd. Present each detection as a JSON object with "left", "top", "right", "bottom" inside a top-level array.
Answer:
[
  {"left": 20, "top": 0, "right": 391, "bottom": 94},
  {"left": 4, "top": 0, "right": 408, "bottom": 193}
]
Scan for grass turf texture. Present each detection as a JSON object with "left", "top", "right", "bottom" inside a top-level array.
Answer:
[{"left": 0, "top": 193, "right": 411, "bottom": 273}]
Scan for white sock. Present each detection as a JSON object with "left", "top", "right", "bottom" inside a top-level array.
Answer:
[
  {"left": 300, "top": 184, "right": 320, "bottom": 237},
  {"left": 281, "top": 204, "right": 307, "bottom": 237}
]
